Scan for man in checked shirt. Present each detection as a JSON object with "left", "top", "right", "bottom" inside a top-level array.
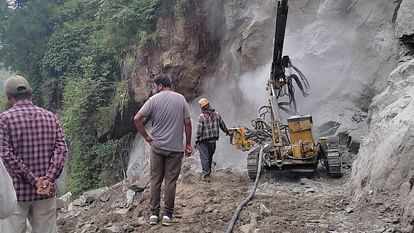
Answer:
[
  {"left": 195, "top": 98, "right": 231, "bottom": 182},
  {"left": 0, "top": 75, "right": 68, "bottom": 233}
]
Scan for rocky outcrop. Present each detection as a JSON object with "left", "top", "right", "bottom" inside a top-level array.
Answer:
[
  {"left": 350, "top": 59, "right": 414, "bottom": 224},
  {"left": 350, "top": 0, "right": 414, "bottom": 226},
  {"left": 278, "top": 0, "right": 398, "bottom": 99},
  {"left": 222, "top": 0, "right": 276, "bottom": 73},
  {"left": 129, "top": 0, "right": 222, "bottom": 103},
  {"left": 395, "top": 0, "right": 414, "bottom": 41},
  {"left": 127, "top": 128, "right": 151, "bottom": 179},
  {"left": 395, "top": 0, "right": 414, "bottom": 64}
]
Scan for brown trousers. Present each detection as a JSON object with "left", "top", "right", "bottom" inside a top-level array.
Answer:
[{"left": 150, "top": 145, "right": 183, "bottom": 216}]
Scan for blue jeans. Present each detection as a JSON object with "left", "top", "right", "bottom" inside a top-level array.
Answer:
[{"left": 198, "top": 140, "right": 217, "bottom": 177}]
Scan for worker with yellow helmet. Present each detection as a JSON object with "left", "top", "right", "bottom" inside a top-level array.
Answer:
[{"left": 195, "top": 97, "right": 231, "bottom": 182}]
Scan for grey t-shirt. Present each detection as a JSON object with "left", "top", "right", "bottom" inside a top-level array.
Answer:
[{"left": 138, "top": 90, "right": 190, "bottom": 152}]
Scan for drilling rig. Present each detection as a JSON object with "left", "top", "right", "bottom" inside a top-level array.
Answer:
[{"left": 229, "top": 0, "right": 343, "bottom": 179}]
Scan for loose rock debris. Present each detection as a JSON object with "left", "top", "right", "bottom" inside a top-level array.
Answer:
[{"left": 57, "top": 161, "right": 409, "bottom": 233}]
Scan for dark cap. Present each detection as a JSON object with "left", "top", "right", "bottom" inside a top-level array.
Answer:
[
  {"left": 4, "top": 75, "right": 32, "bottom": 95},
  {"left": 153, "top": 74, "right": 172, "bottom": 87}
]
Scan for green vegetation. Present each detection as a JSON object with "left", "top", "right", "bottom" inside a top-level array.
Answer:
[
  {"left": 0, "top": 0, "right": 160, "bottom": 195},
  {"left": 0, "top": 69, "right": 11, "bottom": 110}
]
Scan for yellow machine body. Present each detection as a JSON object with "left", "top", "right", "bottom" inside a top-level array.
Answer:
[
  {"left": 287, "top": 115, "right": 316, "bottom": 159},
  {"left": 228, "top": 127, "right": 254, "bottom": 151},
  {"left": 287, "top": 115, "right": 314, "bottom": 145}
]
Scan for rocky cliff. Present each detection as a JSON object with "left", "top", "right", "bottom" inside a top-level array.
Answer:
[
  {"left": 128, "top": 1, "right": 222, "bottom": 103},
  {"left": 350, "top": 0, "right": 414, "bottom": 225}
]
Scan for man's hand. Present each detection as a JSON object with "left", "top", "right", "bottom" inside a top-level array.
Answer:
[
  {"left": 185, "top": 144, "right": 193, "bottom": 157},
  {"left": 35, "top": 177, "right": 54, "bottom": 197},
  {"left": 144, "top": 135, "right": 153, "bottom": 144},
  {"left": 35, "top": 177, "right": 44, "bottom": 191},
  {"left": 41, "top": 179, "right": 54, "bottom": 196},
  {"left": 135, "top": 113, "right": 153, "bottom": 145}
]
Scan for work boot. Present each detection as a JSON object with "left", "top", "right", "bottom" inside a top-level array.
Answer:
[
  {"left": 162, "top": 213, "right": 179, "bottom": 226},
  {"left": 202, "top": 175, "right": 211, "bottom": 183}
]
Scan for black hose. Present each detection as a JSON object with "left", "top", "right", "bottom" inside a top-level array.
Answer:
[
  {"left": 225, "top": 147, "right": 265, "bottom": 233},
  {"left": 273, "top": 60, "right": 311, "bottom": 114},
  {"left": 284, "top": 127, "right": 291, "bottom": 144},
  {"left": 291, "top": 64, "right": 311, "bottom": 93}
]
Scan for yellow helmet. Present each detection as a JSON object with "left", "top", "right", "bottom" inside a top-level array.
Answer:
[{"left": 198, "top": 98, "right": 209, "bottom": 109}]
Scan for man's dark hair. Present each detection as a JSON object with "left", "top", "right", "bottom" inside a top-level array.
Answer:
[
  {"left": 10, "top": 92, "right": 32, "bottom": 101},
  {"left": 153, "top": 74, "right": 172, "bottom": 88}
]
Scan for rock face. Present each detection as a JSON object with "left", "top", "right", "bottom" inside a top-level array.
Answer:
[
  {"left": 395, "top": 0, "right": 414, "bottom": 41},
  {"left": 221, "top": 0, "right": 276, "bottom": 74},
  {"left": 127, "top": 131, "right": 150, "bottom": 179},
  {"left": 395, "top": 0, "right": 414, "bottom": 64},
  {"left": 199, "top": 0, "right": 399, "bottom": 146},
  {"left": 129, "top": 0, "right": 222, "bottom": 103},
  {"left": 351, "top": 59, "right": 414, "bottom": 223},
  {"left": 284, "top": 0, "right": 399, "bottom": 140},
  {"left": 350, "top": 0, "right": 414, "bottom": 225}
]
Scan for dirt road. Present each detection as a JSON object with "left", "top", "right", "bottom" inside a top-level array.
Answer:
[{"left": 58, "top": 157, "right": 407, "bottom": 233}]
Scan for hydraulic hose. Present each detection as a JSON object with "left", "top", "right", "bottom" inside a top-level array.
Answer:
[{"left": 225, "top": 147, "right": 265, "bottom": 233}]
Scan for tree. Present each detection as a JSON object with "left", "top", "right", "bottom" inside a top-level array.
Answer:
[
  {"left": 0, "top": 0, "right": 61, "bottom": 104},
  {"left": 0, "top": 0, "right": 161, "bottom": 195}
]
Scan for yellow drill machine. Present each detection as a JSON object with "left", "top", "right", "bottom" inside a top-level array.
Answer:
[{"left": 229, "top": 0, "right": 342, "bottom": 179}]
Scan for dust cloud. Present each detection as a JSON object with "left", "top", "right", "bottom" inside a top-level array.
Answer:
[{"left": 192, "top": 0, "right": 398, "bottom": 169}]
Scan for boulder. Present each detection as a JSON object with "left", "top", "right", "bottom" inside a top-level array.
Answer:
[{"left": 395, "top": 0, "right": 414, "bottom": 39}]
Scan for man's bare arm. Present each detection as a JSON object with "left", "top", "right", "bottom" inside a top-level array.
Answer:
[
  {"left": 134, "top": 113, "right": 152, "bottom": 144},
  {"left": 184, "top": 117, "right": 192, "bottom": 156}
]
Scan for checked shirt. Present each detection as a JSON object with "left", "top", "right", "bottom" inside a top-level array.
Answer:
[
  {"left": 0, "top": 100, "right": 68, "bottom": 201},
  {"left": 196, "top": 108, "right": 229, "bottom": 143}
]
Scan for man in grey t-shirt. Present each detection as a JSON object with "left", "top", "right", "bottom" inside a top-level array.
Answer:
[{"left": 134, "top": 74, "right": 192, "bottom": 226}]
